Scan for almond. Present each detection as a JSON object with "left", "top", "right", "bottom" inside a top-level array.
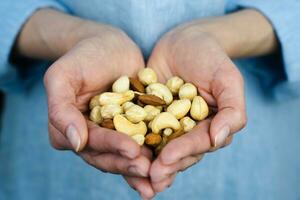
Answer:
[
  {"left": 145, "top": 133, "right": 162, "bottom": 147},
  {"left": 100, "top": 119, "right": 115, "bottom": 129},
  {"left": 138, "top": 94, "right": 166, "bottom": 106},
  {"left": 167, "top": 128, "right": 185, "bottom": 142},
  {"left": 129, "top": 77, "right": 145, "bottom": 93}
]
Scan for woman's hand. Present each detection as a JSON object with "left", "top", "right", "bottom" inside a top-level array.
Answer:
[{"left": 147, "top": 23, "right": 247, "bottom": 193}]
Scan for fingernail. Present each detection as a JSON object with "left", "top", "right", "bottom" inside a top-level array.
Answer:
[
  {"left": 214, "top": 126, "right": 230, "bottom": 148},
  {"left": 128, "top": 166, "right": 146, "bottom": 177},
  {"left": 66, "top": 124, "right": 81, "bottom": 152}
]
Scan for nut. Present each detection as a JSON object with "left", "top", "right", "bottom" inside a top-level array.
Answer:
[
  {"left": 163, "top": 128, "right": 173, "bottom": 136},
  {"left": 138, "top": 94, "right": 166, "bottom": 106},
  {"left": 101, "top": 104, "right": 123, "bottom": 119},
  {"left": 145, "top": 133, "right": 162, "bottom": 147},
  {"left": 154, "top": 136, "right": 168, "bottom": 156},
  {"left": 146, "top": 83, "right": 173, "bottom": 105},
  {"left": 99, "top": 90, "right": 134, "bottom": 105},
  {"left": 144, "top": 105, "right": 161, "bottom": 121},
  {"left": 148, "top": 120, "right": 153, "bottom": 129},
  {"left": 89, "top": 106, "right": 102, "bottom": 124},
  {"left": 167, "top": 128, "right": 185, "bottom": 142},
  {"left": 190, "top": 96, "right": 209, "bottom": 121},
  {"left": 113, "top": 114, "right": 147, "bottom": 136},
  {"left": 178, "top": 83, "right": 197, "bottom": 100},
  {"left": 122, "top": 102, "right": 135, "bottom": 111},
  {"left": 180, "top": 116, "right": 196, "bottom": 132},
  {"left": 112, "top": 76, "right": 130, "bottom": 93},
  {"left": 167, "top": 99, "right": 191, "bottom": 119},
  {"left": 129, "top": 77, "right": 145, "bottom": 93},
  {"left": 151, "top": 112, "right": 181, "bottom": 134},
  {"left": 131, "top": 134, "right": 145, "bottom": 145},
  {"left": 100, "top": 119, "right": 115, "bottom": 129},
  {"left": 89, "top": 95, "right": 100, "bottom": 110},
  {"left": 166, "top": 76, "right": 184, "bottom": 94},
  {"left": 138, "top": 68, "right": 157, "bottom": 85},
  {"left": 125, "top": 105, "right": 147, "bottom": 123}
]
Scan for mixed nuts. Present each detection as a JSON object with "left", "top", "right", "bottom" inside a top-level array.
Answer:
[{"left": 89, "top": 68, "right": 209, "bottom": 155}]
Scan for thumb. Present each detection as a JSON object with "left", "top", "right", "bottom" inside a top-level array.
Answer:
[
  {"left": 44, "top": 67, "right": 88, "bottom": 152},
  {"left": 209, "top": 68, "right": 247, "bottom": 148}
]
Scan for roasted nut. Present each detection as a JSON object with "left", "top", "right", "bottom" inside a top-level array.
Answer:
[
  {"left": 163, "top": 128, "right": 173, "bottom": 136},
  {"left": 100, "top": 119, "right": 115, "bottom": 129},
  {"left": 131, "top": 134, "right": 145, "bottom": 145},
  {"left": 113, "top": 114, "right": 147, "bottom": 136},
  {"left": 89, "top": 95, "right": 100, "bottom": 110},
  {"left": 155, "top": 136, "right": 168, "bottom": 156},
  {"left": 178, "top": 83, "right": 197, "bottom": 100},
  {"left": 101, "top": 104, "right": 123, "bottom": 119},
  {"left": 167, "top": 99, "right": 191, "bottom": 119},
  {"left": 99, "top": 90, "right": 134, "bottom": 105},
  {"left": 129, "top": 77, "right": 145, "bottom": 93},
  {"left": 125, "top": 105, "right": 147, "bottom": 123},
  {"left": 190, "top": 96, "right": 209, "bottom": 121},
  {"left": 122, "top": 102, "right": 135, "bottom": 111},
  {"left": 138, "top": 94, "right": 166, "bottom": 106},
  {"left": 151, "top": 112, "right": 181, "bottom": 134},
  {"left": 146, "top": 83, "right": 173, "bottom": 105},
  {"left": 112, "top": 76, "right": 130, "bottom": 93},
  {"left": 145, "top": 133, "right": 162, "bottom": 147},
  {"left": 144, "top": 105, "right": 161, "bottom": 121},
  {"left": 138, "top": 68, "right": 157, "bottom": 85},
  {"left": 180, "top": 116, "right": 196, "bottom": 132},
  {"left": 89, "top": 106, "right": 102, "bottom": 124},
  {"left": 166, "top": 76, "right": 184, "bottom": 95},
  {"left": 167, "top": 128, "right": 185, "bottom": 142}
]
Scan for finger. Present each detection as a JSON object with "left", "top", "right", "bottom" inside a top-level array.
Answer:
[
  {"left": 209, "top": 135, "right": 234, "bottom": 152},
  {"left": 159, "top": 120, "right": 211, "bottom": 165},
  {"left": 124, "top": 176, "right": 155, "bottom": 200},
  {"left": 79, "top": 151, "right": 150, "bottom": 177},
  {"left": 210, "top": 66, "right": 247, "bottom": 148},
  {"left": 87, "top": 121, "right": 141, "bottom": 159},
  {"left": 44, "top": 67, "right": 88, "bottom": 152},
  {"left": 150, "top": 154, "right": 204, "bottom": 183},
  {"left": 48, "top": 123, "right": 72, "bottom": 150},
  {"left": 151, "top": 173, "right": 177, "bottom": 193}
]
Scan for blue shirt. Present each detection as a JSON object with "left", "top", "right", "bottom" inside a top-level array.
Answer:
[{"left": 0, "top": 0, "right": 300, "bottom": 199}]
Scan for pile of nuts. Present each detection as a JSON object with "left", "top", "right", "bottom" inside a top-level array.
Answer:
[{"left": 89, "top": 68, "right": 209, "bottom": 155}]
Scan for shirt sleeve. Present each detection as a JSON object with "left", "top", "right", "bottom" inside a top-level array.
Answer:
[
  {"left": 226, "top": 0, "right": 300, "bottom": 100},
  {"left": 0, "top": 0, "right": 66, "bottom": 93}
]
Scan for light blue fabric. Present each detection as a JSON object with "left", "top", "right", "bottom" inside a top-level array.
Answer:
[{"left": 0, "top": 0, "right": 300, "bottom": 200}]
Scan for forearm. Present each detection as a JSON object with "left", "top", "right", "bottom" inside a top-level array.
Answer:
[
  {"left": 15, "top": 8, "right": 112, "bottom": 60},
  {"left": 191, "top": 9, "right": 278, "bottom": 58}
]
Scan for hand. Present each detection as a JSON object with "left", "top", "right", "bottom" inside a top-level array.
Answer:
[
  {"left": 44, "top": 27, "right": 153, "bottom": 178},
  {"left": 147, "top": 23, "right": 247, "bottom": 192}
]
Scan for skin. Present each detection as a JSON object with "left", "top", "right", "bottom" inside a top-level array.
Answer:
[{"left": 15, "top": 8, "right": 277, "bottom": 200}]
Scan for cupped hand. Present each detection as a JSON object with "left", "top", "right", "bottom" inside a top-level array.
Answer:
[
  {"left": 44, "top": 27, "right": 154, "bottom": 182},
  {"left": 147, "top": 24, "right": 247, "bottom": 193}
]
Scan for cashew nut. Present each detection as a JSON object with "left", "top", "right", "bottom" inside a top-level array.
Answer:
[
  {"left": 113, "top": 114, "right": 147, "bottom": 136},
  {"left": 99, "top": 90, "right": 134, "bottom": 105},
  {"left": 166, "top": 76, "right": 184, "bottom": 94},
  {"left": 178, "top": 83, "right": 197, "bottom": 100},
  {"left": 190, "top": 96, "right": 209, "bottom": 121},
  {"left": 151, "top": 112, "right": 181, "bottom": 134},
  {"left": 146, "top": 83, "right": 173, "bottom": 105},
  {"left": 144, "top": 105, "right": 161, "bottom": 121},
  {"left": 131, "top": 134, "right": 145, "bottom": 145},
  {"left": 167, "top": 99, "right": 191, "bottom": 119},
  {"left": 112, "top": 76, "right": 130, "bottom": 93},
  {"left": 122, "top": 102, "right": 135, "bottom": 111},
  {"left": 89, "top": 106, "right": 102, "bottom": 124},
  {"left": 138, "top": 68, "right": 157, "bottom": 85},
  {"left": 89, "top": 95, "right": 100, "bottom": 110},
  {"left": 180, "top": 116, "right": 196, "bottom": 132},
  {"left": 125, "top": 105, "right": 147, "bottom": 123},
  {"left": 101, "top": 104, "right": 123, "bottom": 119},
  {"left": 163, "top": 128, "right": 173, "bottom": 136}
]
